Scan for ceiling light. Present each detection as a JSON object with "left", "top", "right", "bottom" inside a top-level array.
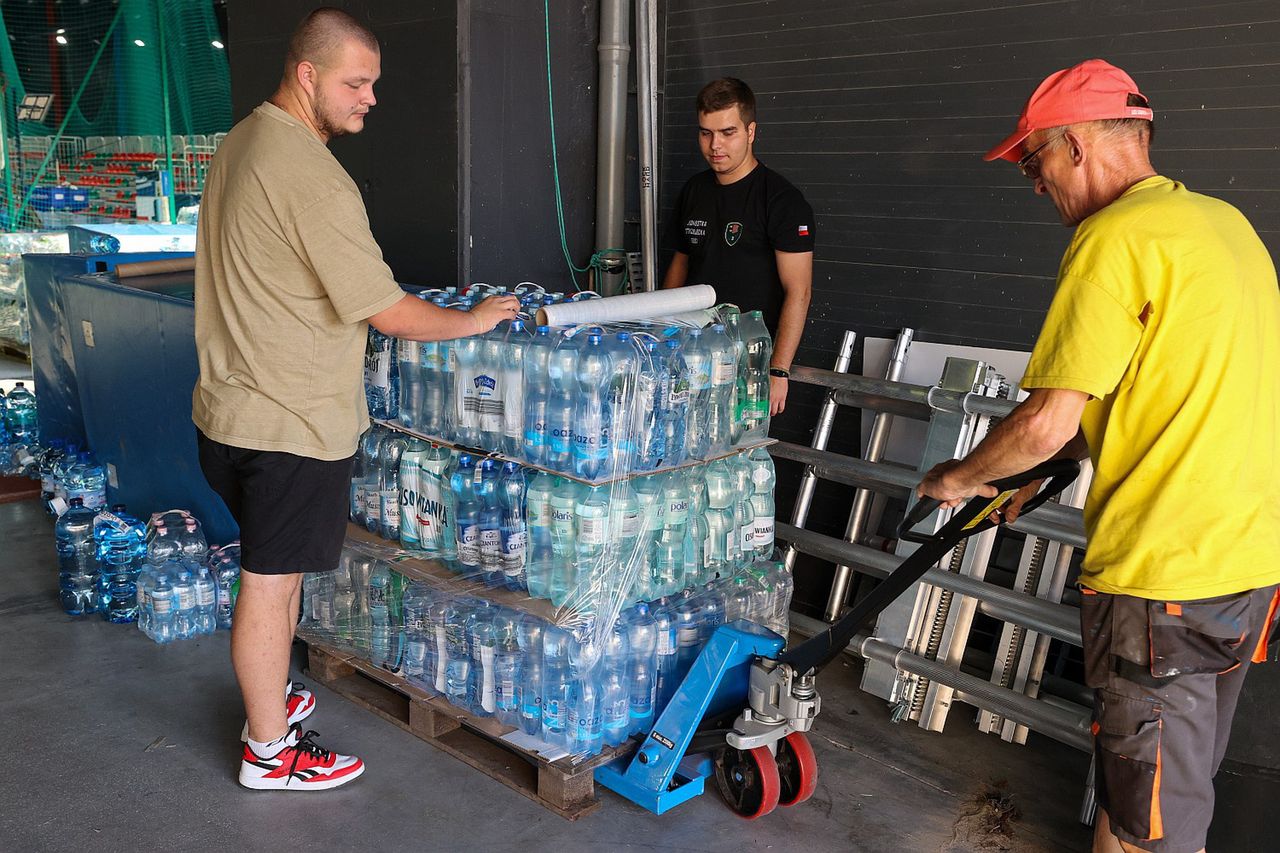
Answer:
[
  {"left": 211, "top": 40, "right": 224, "bottom": 49},
  {"left": 55, "top": 35, "right": 68, "bottom": 45}
]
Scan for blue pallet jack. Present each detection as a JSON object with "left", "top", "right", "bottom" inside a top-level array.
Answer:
[{"left": 595, "top": 460, "right": 1080, "bottom": 818}]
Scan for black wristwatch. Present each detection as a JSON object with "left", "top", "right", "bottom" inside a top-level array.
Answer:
[{"left": 769, "top": 367, "right": 790, "bottom": 378}]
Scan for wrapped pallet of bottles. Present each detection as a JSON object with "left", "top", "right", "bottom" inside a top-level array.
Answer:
[{"left": 301, "top": 282, "right": 792, "bottom": 763}]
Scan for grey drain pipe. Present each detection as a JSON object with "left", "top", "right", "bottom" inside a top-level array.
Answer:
[{"left": 595, "top": 0, "right": 630, "bottom": 295}]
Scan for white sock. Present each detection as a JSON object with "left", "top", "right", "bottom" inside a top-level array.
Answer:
[
  {"left": 285, "top": 680, "right": 293, "bottom": 698},
  {"left": 248, "top": 728, "right": 295, "bottom": 758}
]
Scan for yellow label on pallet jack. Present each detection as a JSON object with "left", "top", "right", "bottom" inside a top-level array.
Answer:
[{"left": 961, "top": 489, "right": 1019, "bottom": 530}]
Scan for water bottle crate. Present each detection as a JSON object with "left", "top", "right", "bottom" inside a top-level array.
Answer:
[
  {"left": 371, "top": 418, "right": 776, "bottom": 487},
  {"left": 345, "top": 522, "right": 564, "bottom": 623},
  {"left": 300, "top": 634, "right": 634, "bottom": 820}
]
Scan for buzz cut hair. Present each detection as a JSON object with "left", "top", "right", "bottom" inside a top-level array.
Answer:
[
  {"left": 696, "top": 77, "right": 756, "bottom": 127},
  {"left": 285, "top": 7, "right": 379, "bottom": 71}
]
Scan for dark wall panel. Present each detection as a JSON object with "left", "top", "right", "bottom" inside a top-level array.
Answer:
[
  {"left": 661, "top": 0, "right": 1280, "bottom": 614},
  {"left": 227, "top": 0, "right": 459, "bottom": 286}
]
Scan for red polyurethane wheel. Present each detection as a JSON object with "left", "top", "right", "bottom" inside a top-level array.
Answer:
[
  {"left": 776, "top": 731, "right": 819, "bottom": 806},
  {"left": 714, "top": 745, "right": 782, "bottom": 819}
]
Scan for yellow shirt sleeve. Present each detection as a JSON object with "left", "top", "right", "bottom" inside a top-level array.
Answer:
[{"left": 1021, "top": 273, "right": 1144, "bottom": 399}]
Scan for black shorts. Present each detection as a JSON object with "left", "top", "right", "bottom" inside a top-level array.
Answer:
[
  {"left": 197, "top": 431, "right": 354, "bottom": 575},
  {"left": 1080, "top": 584, "right": 1280, "bottom": 853}
]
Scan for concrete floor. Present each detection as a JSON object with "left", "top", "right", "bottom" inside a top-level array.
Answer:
[{"left": 0, "top": 496, "right": 1092, "bottom": 852}]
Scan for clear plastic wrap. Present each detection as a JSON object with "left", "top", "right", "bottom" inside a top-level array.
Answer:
[
  {"left": 0, "top": 231, "right": 70, "bottom": 347},
  {"left": 332, "top": 284, "right": 790, "bottom": 762}
]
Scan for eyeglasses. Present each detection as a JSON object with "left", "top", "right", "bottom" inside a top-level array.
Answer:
[{"left": 1017, "top": 133, "right": 1064, "bottom": 180}]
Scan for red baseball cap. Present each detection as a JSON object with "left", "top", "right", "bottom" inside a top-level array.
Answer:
[{"left": 984, "top": 59, "right": 1153, "bottom": 162}]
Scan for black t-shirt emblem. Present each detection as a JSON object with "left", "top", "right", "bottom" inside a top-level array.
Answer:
[{"left": 724, "top": 221, "right": 743, "bottom": 246}]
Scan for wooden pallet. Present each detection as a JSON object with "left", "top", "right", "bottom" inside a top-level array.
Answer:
[{"left": 302, "top": 634, "right": 633, "bottom": 820}]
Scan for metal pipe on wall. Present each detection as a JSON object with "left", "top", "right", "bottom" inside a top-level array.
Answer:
[
  {"left": 595, "top": 0, "right": 631, "bottom": 296},
  {"left": 634, "top": 0, "right": 659, "bottom": 292},
  {"left": 824, "top": 329, "right": 913, "bottom": 620}
]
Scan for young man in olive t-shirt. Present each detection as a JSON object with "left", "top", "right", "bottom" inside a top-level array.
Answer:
[{"left": 194, "top": 8, "right": 516, "bottom": 791}]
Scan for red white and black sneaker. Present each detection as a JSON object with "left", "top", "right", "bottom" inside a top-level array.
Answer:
[
  {"left": 239, "top": 725, "right": 365, "bottom": 791},
  {"left": 240, "top": 681, "right": 316, "bottom": 742}
]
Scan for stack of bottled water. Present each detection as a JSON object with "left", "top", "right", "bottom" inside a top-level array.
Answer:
[
  {"left": 364, "top": 286, "right": 773, "bottom": 473},
  {"left": 136, "top": 511, "right": 221, "bottom": 644},
  {"left": 300, "top": 538, "right": 793, "bottom": 761},
  {"left": 208, "top": 542, "right": 243, "bottom": 630},
  {"left": 94, "top": 505, "right": 147, "bottom": 623},
  {"left": 353, "top": 432, "right": 779, "bottom": 606}
]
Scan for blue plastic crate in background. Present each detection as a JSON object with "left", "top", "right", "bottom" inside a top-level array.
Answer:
[{"left": 28, "top": 186, "right": 90, "bottom": 212}]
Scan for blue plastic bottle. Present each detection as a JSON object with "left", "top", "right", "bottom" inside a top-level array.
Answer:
[
  {"left": 55, "top": 497, "right": 99, "bottom": 615},
  {"left": 477, "top": 459, "right": 503, "bottom": 587},
  {"left": 451, "top": 455, "right": 481, "bottom": 577},
  {"left": 521, "top": 326, "right": 553, "bottom": 465},
  {"left": 498, "top": 462, "right": 528, "bottom": 591},
  {"left": 571, "top": 333, "right": 611, "bottom": 480}
]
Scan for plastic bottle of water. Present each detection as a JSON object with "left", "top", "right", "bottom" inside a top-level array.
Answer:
[
  {"left": 524, "top": 471, "right": 555, "bottom": 600},
  {"left": 370, "top": 562, "right": 403, "bottom": 671},
  {"left": 737, "top": 310, "right": 773, "bottom": 444},
  {"left": 630, "top": 474, "right": 664, "bottom": 601},
  {"left": 541, "top": 626, "right": 574, "bottom": 748},
  {"left": 365, "top": 326, "right": 399, "bottom": 421},
  {"left": 3, "top": 381, "right": 37, "bottom": 443},
  {"left": 94, "top": 507, "right": 144, "bottom": 622},
  {"left": 427, "top": 597, "right": 451, "bottom": 694},
  {"left": 171, "top": 566, "right": 197, "bottom": 640},
  {"left": 704, "top": 460, "right": 736, "bottom": 578},
  {"left": 75, "top": 453, "right": 108, "bottom": 510},
  {"left": 419, "top": 331, "right": 445, "bottom": 437},
  {"left": 654, "top": 471, "right": 691, "bottom": 598},
  {"left": 467, "top": 603, "right": 499, "bottom": 716},
  {"left": 194, "top": 564, "right": 218, "bottom": 635},
  {"left": 56, "top": 497, "right": 100, "bottom": 615},
  {"left": 721, "top": 307, "right": 747, "bottom": 446},
  {"left": 748, "top": 447, "right": 777, "bottom": 558},
  {"left": 178, "top": 517, "right": 209, "bottom": 565},
  {"left": 705, "top": 324, "right": 737, "bottom": 456},
  {"left": 476, "top": 323, "right": 506, "bottom": 451},
  {"left": 443, "top": 598, "right": 473, "bottom": 709},
  {"left": 699, "top": 581, "right": 728, "bottom": 646},
  {"left": 453, "top": 315, "right": 482, "bottom": 447},
  {"left": 682, "top": 330, "right": 712, "bottom": 460},
  {"left": 605, "top": 332, "right": 639, "bottom": 473},
  {"left": 674, "top": 590, "right": 703, "bottom": 682},
  {"left": 544, "top": 331, "right": 579, "bottom": 472},
  {"left": 661, "top": 339, "right": 690, "bottom": 468},
  {"left": 626, "top": 603, "right": 658, "bottom": 735},
  {"left": 417, "top": 444, "right": 454, "bottom": 560},
  {"left": 567, "top": 677, "right": 603, "bottom": 757},
  {"left": 607, "top": 479, "right": 642, "bottom": 605},
  {"left": 501, "top": 320, "right": 531, "bottom": 456},
  {"left": 571, "top": 483, "right": 610, "bottom": 603},
  {"left": 351, "top": 426, "right": 380, "bottom": 526},
  {"left": 571, "top": 333, "right": 611, "bottom": 479},
  {"left": 401, "top": 581, "right": 433, "bottom": 687},
  {"left": 61, "top": 451, "right": 93, "bottom": 506},
  {"left": 150, "top": 568, "right": 175, "bottom": 644},
  {"left": 521, "top": 326, "right": 554, "bottom": 466},
  {"left": 398, "top": 437, "right": 427, "bottom": 549},
  {"left": 633, "top": 340, "right": 665, "bottom": 471},
  {"left": 725, "top": 574, "right": 755, "bottom": 624},
  {"left": 599, "top": 621, "right": 631, "bottom": 747},
  {"left": 492, "top": 609, "right": 523, "bottom": 726},
  {"left": 379, "top": 434, "right": 407, "bottom": 541},
  {"left": 499, "top": 462, "right": 528, "bottom": 591},
  {"left": 397, "top": 334, "right": 421, "bottom": 429},
  {"left": 451, "top": 454, "right": 481, "bottom": 577},
  {"left": 213, "top": 545, "right": 241, "bottom": 630},
  {"left": 435, "top": 311, "right": 460, "bottom": 442},
  {"left": 477, "top": 459, "right": 504, "bottom": 587},
  {"left": 686, "top": 473, "right": 711, "bottom": 588},
  {"left": 548, "top": 478, "right": 580, "bottom": 604},
  {"left": 766, "top": 560, "right": 796, "bottom": 639},
  {"left": 651, "top": 598, "right": 681, "bottom": 711},
  {"left": 730, "top": 452, "right": 756, "bottom": 569},
  {"left": 517, "top": 614, "right": 545, "bottom": 736}
]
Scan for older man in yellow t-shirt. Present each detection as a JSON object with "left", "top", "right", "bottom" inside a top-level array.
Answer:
[{"left": 918, "top": 60, "right": 1280, "bottom": 853}]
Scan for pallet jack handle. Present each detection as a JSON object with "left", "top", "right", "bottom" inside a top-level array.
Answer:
[{"left": 775, "top": 459, "right": 1080, "bottom": 677}]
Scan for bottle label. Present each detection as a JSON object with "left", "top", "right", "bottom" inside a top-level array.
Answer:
[
  {"left": 619, "top": 507, "right": 642, "bottom": 538},
  {"left": 665, "top": 498, "right": 689, "bottom": 525},
  {"left": 365, "top": 491, "right": 381, "bottom": 521},
  {"left": 741, "top": 524, "right": 755, "bottom": 552},
  {"left": 480, "top": 528, "right": 502, "bottom": 565},
  {"left": 752, "top": 466, "right": 772, "bottom": 485},
  {"left": 657, "top": 628, "right": 676, "bottom": 656},
  {"left": 196, "top": 583, "right": 216, "bottom": 606},
  {"left": 726, "top": 530, "right": 737, "bottom": 558},
  {"left": 754, "top": 516, "right": 775, "bottom": 548},
  {"left": 457, "top": 524, "right": 480, "bottom": 565},
  {"left": 480, "top": 645, "right": 496, "bottom": 713},
  {"left": 397, "top": 338, "right": 417, "bottom": 362},
  {"left": 382, "top": 491, "right": 401, "bottom": 527},
  {"left": 365, "top": 349, "right": 391, "bottom": 389},
  {"left": 176, "top": 587, "right": 195, "bottom": 609},
  {"left": 528, "top": 495, "right": 552, "bottom": 528},
  {"left": 368, "top": 583, "right": 387, "bottom": 606},
  {"left": 578, "top": 515, "right": 607, "bottom": 545},
  {"left": 151, "top": 594, "right": 172, "bottom": 615},
  {"left": 712, "top": 358, "right": 736, "bottom": 386},
  {"left": 502, "top": 531, "right": 527, "bottom": 574}
]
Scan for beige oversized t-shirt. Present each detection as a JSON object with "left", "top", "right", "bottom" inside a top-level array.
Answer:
[{"left": 192, "top": 102, "right": 405, "bottom": 460}]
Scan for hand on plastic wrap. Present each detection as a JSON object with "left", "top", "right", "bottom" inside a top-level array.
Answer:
[{"left": 470, "top": 295, "right": 521, "bottom": 334}]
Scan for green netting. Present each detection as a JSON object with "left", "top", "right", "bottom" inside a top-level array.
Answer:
[{"left": 0, "top": 0, "right": 231, "bottom": 229}]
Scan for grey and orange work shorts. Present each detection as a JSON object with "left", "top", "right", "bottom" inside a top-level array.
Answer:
[{"left": 1080, "top": 584, "right": 1280, "bottom": 853}]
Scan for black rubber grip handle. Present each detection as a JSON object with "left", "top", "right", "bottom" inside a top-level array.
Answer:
[{"left": 898, "top": 458, "right": 1081, "bottom": 544}]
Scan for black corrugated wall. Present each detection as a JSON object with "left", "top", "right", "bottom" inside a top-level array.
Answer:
[{"left": 661, "top": 0, "right": 1280, "bottom": 613}]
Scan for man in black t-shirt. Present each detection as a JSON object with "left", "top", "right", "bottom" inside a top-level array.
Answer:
[{"left": 663, "top": 77, "right": 815, "bottom": 415}]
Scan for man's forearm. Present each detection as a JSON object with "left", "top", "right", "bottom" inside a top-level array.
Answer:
[
  {"left": 771, "top": 289, "right": 809, "bottom": 369},
  {"left": 946, "top": 391, "right": 1086, "bottom": 488}
]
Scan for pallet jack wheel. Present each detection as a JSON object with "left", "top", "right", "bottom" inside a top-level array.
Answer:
[
  {"left": 775, "top": 731, "right": 819, "bottom": 806},
  {"left": 714, "top": 745, "right": 781, "bottom": 819}
]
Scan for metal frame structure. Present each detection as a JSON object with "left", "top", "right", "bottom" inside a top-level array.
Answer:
[{"left": 775, "top": 351, "right": 1093, "bottom": 756}]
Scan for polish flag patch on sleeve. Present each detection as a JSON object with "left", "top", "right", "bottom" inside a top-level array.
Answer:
[{"left": 797, "top": 225, "right": 810, "bottom": 236}]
